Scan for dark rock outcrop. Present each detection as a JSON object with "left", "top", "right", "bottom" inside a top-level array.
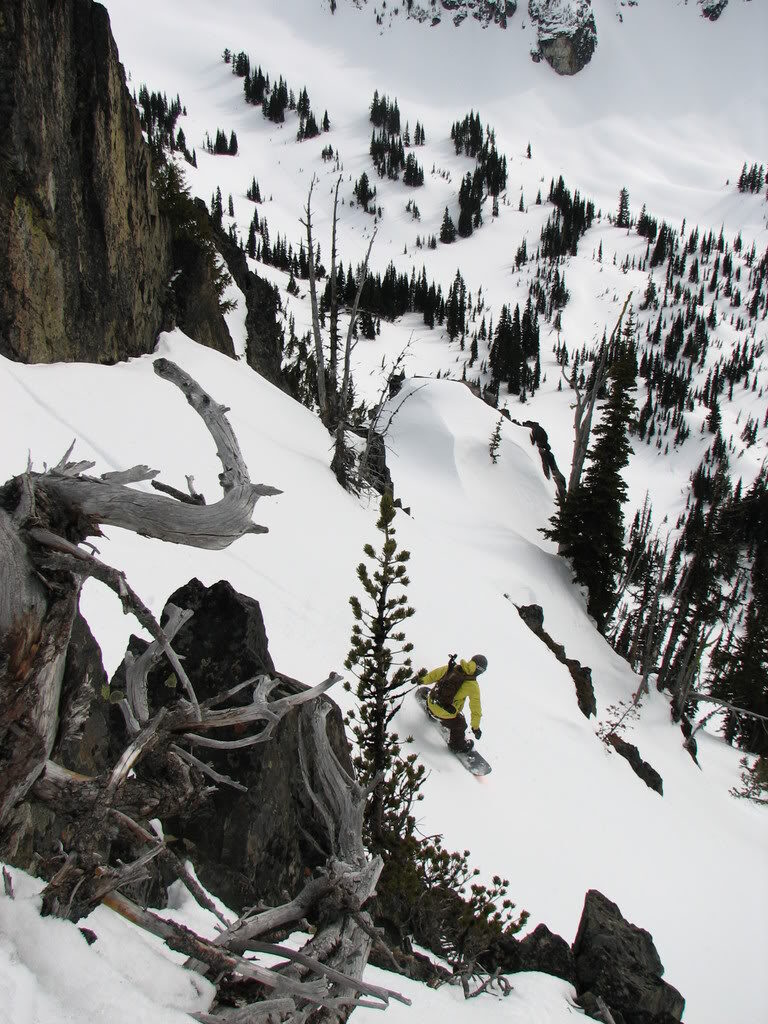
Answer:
[
  {"left": 515, "top": 419, "right": 567, "bottom": 502},
  {"left": 699, "top": 0, "right": 728, "bottom": 20},
  {"left": 529, "top": 0, "right": 597, "bottom": 76},
  {"left": 516, "top": 603, "right": 597, "bottom": 717},
  {"left": 55, "top": 611, "right": 111, "bottom": 776},
  {"left": 573, "top": 890, "right": 685, "bottom": 1024},
  {"left": 0, "top": 0, "right": 172, "bottom": 363},
  {"left": 356, "top": 0, "right": 517, "bottom": 29},
  {"left": 492, "top": 922, "right": 576, "bottom": 983},
  {"left": 169, "top": 216, "right": 235, "bottom": 358},
  {"left": 213, "top": 221, "right": 286, "bottom": 387},
  {"left": 606, "top": 732, "right": 663, "bottom": 796},
  {"left": 112, "top": 578, "right": 354, "bottom": 911}
]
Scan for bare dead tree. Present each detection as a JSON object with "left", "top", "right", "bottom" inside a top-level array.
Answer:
[
  {"left": 331, "top": 230, "right": 376, "bottom": 487},
  {"left": 329, "top": 175, "right": 342, "bottom": 398},
  {"left": 300, "top": 175, "right": 329, "bottom": 423},
  {"left": 564, "top": 292, "right": 633, "bottom": 504},
  {"left": 0, "top": 358, "right": 281, "bottom": 832},
  {"left": 0, "top": 358, "right": 407, "bottom": 1019},
  {"left": 355, "top": 343, "right": 427, "bottom": 495}
]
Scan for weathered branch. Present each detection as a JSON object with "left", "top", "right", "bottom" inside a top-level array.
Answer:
[
  {"left": 170, "top": 745, "right": 248, "bottom": 792},
  {"left": 246, "top": 940, "right": 410, "bottom": 1007},
  {"left": 28, "top": 359, "right": 281, "bottom": 550},
  {"left": 109, "top": 809, "right": 233, "bottom": 928},
  {"left": 193, "top": 999, "right": 296, "bottom": 1024},
  {"left": 28, "top": 535, "right": 201, "bottom": 719},
  {"left": 125, "top": 604, "right": 194, "bottom": 724},
  {"left": 102, "top": 891, "right": 338, "bottom": 1007},
  {"left": 685, "top": 693, "right": 768, "bottom": 724},
  {"left": 215, "top": 873, "right": 338, "bottom": 953}
]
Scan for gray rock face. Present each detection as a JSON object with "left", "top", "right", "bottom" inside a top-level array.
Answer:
[
  {"left": 0, "top": 0, "right": 172, "bottom": 363},
  {"left": 529, "top": 0, "right": 597, "bottom": 75},
  {"left": 573, "top": 890, "right": 685, "bottom": 1024}
]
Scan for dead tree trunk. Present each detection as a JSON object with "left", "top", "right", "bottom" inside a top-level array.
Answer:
[
  {"left": 0, "top": 358, "right": 280, "bottom": 834},
  {"left": 331, "top": 231, "right": 376, "bottom": 487},
  {"left": 329, "top": 175, "right": 342, "bottom": 406},
  {"left": 565, "top": 292, "right": 633, "bottom": 502},
  {"left": 301, "top": 176, "right": 329, "bottom": 424}
]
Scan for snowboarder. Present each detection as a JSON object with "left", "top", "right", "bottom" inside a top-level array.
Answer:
[{"left": 419, "top": 654, "right": 488, "bottom": 753}]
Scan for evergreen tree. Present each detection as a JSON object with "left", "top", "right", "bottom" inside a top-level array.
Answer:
[
  {"left": 344, "top": 492, "right": 419, "bottom": 845},
  {"left": 489, "top": 416, "right": 503, "bottom": 464},
  {"left": 353, "top": 171, "right": 375, "bottom": 212},
  {"left": 439, "top": 207, "right": 456, "bottom": 244},
  {"left": 544, "top": 340, "right": 638, "bottom": 630},
  {"left": 616, "top": 187, "right": 630, "bottom": 228},
  {"left": 709, "top": 600, "right": 768, "bottom": 755},
  {"left": 345, "top": 494, "right": 528, "bottom": 958}
]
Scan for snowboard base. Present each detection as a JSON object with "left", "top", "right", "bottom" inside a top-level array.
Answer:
[{"left": 415, "top": 688, "right": 492, "bottom": 776}]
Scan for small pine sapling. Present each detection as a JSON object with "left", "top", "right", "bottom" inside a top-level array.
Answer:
[
  {"left": 489, "top": 416, "right": 503, "bottom": 464},
  {"left": 344, "top": 492, "right": 421, "bottom": 847}
]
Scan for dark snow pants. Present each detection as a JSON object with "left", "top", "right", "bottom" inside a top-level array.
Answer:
[{"left": 429, "top": 709, "right": 468, "bottom": 749}]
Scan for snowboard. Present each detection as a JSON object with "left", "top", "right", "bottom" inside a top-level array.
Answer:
[{"left": 415, "top": 687, "right": 492, "bottom": 776}]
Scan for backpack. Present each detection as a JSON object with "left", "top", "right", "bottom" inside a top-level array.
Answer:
[{"left": 431, "top": 654, "right": 469, "bottom": 714}]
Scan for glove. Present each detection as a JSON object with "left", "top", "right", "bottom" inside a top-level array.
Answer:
[{"left": 473, "top": 728, "right": 482, "bottom": 740}]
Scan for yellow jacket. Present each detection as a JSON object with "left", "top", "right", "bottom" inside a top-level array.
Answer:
[{"left": 422, "top": 659, "right": 482, "bottom": 729}]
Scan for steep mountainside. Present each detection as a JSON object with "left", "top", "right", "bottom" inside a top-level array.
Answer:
[
  {"left": 0, "top": 0, "right": 766, "bottom": 1021},
  {"left": 337, "top": 0, "right": 746, "bottom": 75}
]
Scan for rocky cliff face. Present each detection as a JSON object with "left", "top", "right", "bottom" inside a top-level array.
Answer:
[
  {"left": 213, "top": 222, "right": 287, "bottom": 390},
  {"left": 0, "top": 0, "right": 172, "bottom": 363},
  {"left": 347, "top": 0, "right": 517, "bottom": 29},
  {"left": 529, "top": 0, "right": 597, "bottom": 75}
]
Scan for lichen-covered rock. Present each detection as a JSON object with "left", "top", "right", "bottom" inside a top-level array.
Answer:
[
  {"left": 573, "top": 890, "right": 685, "bottom": 1024},
  {"left": 0, "top": 0, "right": 172, "bottom": 363},
  {"left": 529, "top": 0, "right": 597, "bottom": 75}
]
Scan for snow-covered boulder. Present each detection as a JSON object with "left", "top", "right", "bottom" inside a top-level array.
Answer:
[
  {"left": 529, "top": 0, "right": 597, "bottom": 75},
  {"left": 699, "top": 0, "right": 729, "bottom": 21}
]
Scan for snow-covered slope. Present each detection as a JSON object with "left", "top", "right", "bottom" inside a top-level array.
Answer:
[
  {"left": 4, "top": 330, "right": 767, "bottom": 1022},
  {"left": 3, "top": 0, "right": 767, "bottom": 1021}
]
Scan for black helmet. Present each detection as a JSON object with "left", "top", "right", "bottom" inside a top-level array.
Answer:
[{"left": 472, "top": 654, "right": 488, "bottom": 675}]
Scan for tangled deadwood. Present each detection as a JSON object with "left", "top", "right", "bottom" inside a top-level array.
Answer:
[{"left": 0, "top": 357, "right": 406, "bottom": 1022}]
